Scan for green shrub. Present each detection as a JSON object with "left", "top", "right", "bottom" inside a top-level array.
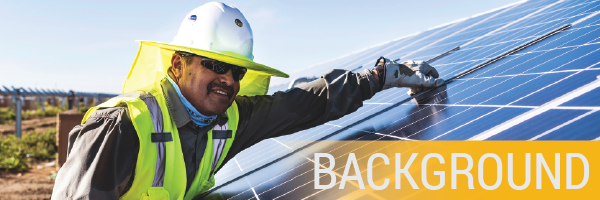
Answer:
[
  {"left": 23, "top": 109, "right": 44, "bottom": 119},
  {"left": 0, "top": 108, "right": 15, "bottom": 124},
  {"left": 0, "top": 129, "right": 57, "bottom": 171},
  {"left": 0, "top": 105, "right": 66, "bottom": 124},
  {"left": 0, "top": 135, "right": 29, "bottom": 171},
  {"left": 21, "top": 129, "right": 57, "bottom": 160},
  {"left": 44, "top": 105, "right": 63, "bottom": 116}
]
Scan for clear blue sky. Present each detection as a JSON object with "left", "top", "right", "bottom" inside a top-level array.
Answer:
[{"left": 0, "top": 0, "right": 521, "bottom": 94}]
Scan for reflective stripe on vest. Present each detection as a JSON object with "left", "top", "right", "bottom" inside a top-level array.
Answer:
[
  {"left": 140, "top": 93, "right": 169, "bottom": 188},
  {"left": 210, "top": 123, "right": 232, "bottom": 178}
]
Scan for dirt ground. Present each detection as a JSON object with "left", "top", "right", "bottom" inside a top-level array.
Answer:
[
  {"left": 0, "top": 116, "right": 58, "bottom": 200},
  {"left": 0, "top": 165, "right": 55, "bottom": 200}
]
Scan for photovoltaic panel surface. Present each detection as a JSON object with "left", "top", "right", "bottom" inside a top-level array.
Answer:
[{"left": 198, "top": 0, "right": 600, "bottom": 199}]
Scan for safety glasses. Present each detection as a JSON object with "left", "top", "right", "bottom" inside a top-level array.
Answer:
[{"left": 178, "top": 51, "right": 247, "bottom": 81}]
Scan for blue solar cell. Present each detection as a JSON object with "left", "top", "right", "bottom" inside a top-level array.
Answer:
[
  {"left": 468, "top": 42, "right": 520, "bottom": 59},
  {"left": 539, "top": 2, "right": 596, "bottom": 22},
  {"left": 534, "top": 110, "right": 600, "bottom": 140},
  {"left": 479, "top": 40, "right": 523, "bottom": 57},
  {"left": 469, "top": 73, "right": 573, "bottom": 105},
  {"left": 435, "top": 49, "right": 480, "bottom": 65},
  {"left": 470, "top": 52, "right": 541, "bottom": 78},
  {"left": 512, "top": 69, "right": 600, "bottom": 106},
  {"left": 481, "top": 8, "right": 539, "bottom": 27},
  {"left": 575, "top": 1, "right": 600, "bottom": 14},
  {"left": 578, "top": 12, "right": 600, "bottom": 27},
  {"left": 449, "top": 77, "right": 527, "bottom": 105},
  {"left": 436, "top": 108, "right": 532, "bottom": 140},
  {"left": 487, "top": 109, "right": 590, "bottom": 140},
  {"left": 408, "top": 44, "right": 460, "bottom": 61},
  {"left": 444, "top": 27, "right": 496, "bottom": 43},
  {"left": 528, "top": 26, "right": 598, "bottom": 51},
  {"left": 548, "top": 45, "right": 600, "bottom": 71},
  {"left": 466, "top": 8, "right": 597, "bottom": 51},
  {"left": 390, "top": 106, "right": 499, "bottom": 140},
  {"left": 521, "top": 21, "right": 567, "bottom": 37},
  {"left": 559, "top": 26, "right": 600, "bottom": 47},
  {"left": 344, "top": 105, "right": 420, "bottom": 132},
  {"left": 438, "top": 62, "right": 479, "bottom": 80},
  {"left": 498, "top": 47, "right": 574, "bottom": 75},
  {"left": 561, "top": 86, "right": 600, "bottom": 106}
]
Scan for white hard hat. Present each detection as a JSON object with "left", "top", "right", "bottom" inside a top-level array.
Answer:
[
  {"left": 124, "top": 2, "right": 288, "bottom": 96},
  {"left": 172, "top": 2, "right": 254, "bottom": 60}
]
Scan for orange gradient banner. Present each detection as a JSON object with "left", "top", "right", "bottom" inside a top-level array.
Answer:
[{"left": 308, "top": 141, "right": 598, "bottom": 199}]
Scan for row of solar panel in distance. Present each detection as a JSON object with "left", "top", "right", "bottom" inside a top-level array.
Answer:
[{"left": 203, "top": 0, "right": 600, "bottom": 199}]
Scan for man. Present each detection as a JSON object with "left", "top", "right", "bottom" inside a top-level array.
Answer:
[{"left": 52, "top": 2, "right": 443, "bottom": 200}]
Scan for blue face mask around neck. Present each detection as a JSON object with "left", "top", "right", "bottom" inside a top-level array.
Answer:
[{"left": 166, "top": 76, "right": 216, "bottom": 127}]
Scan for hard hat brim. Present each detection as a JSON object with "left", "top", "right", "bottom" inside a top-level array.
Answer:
[
  {"left": 123, "top": 40, "right": 287, "bottom": 96},
  {"left": 138, "top": 40, "right": 289, "bottom": 78}
]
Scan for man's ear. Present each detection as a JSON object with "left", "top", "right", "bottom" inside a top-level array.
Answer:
[{"left": 171, "top": 53, "right": 184, "bottom": 81}]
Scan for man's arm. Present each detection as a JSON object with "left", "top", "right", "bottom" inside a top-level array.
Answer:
[
  {"left": 220, "top": 69, "right": 379, "bottom": 168},
  {"left": 51, "top": 107, "right": 139, "bottom": 200}
]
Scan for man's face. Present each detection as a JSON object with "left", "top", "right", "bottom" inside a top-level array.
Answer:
[{"left": 172, "top": 54, "right": 240, "bottom": 116}]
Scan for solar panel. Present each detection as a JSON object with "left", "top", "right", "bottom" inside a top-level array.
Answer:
[{"left": 196, "top": 0, "right": 600, "bottom": 199}]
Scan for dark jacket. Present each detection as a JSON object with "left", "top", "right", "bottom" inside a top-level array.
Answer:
[{"left": 51, "top": 69, "right": 380, "bottom": 199}]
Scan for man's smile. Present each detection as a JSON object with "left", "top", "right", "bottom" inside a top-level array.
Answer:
[{"left": 208, "top": 82, "right": 234, "bottom": 100}]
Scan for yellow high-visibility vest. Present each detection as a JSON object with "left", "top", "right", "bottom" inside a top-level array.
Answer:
[{"left": 82, "top": 79, "right": 238, "bottom": 200}]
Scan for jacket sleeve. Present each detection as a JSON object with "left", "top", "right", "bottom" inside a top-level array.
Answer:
[
  {"left": 224, "top": 69, "right": 380, "bottom": 163},
  {"left": 51, "top": 107, "right": 139, "bottom": 200}
]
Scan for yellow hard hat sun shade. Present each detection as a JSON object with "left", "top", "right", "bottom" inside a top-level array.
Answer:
[{"left": 123, "top": 41, "right": 288, "bottom": 96}]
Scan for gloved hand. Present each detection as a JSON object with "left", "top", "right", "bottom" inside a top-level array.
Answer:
[{"left": 374, "top": 57, "right": 444, "bottom": 95}]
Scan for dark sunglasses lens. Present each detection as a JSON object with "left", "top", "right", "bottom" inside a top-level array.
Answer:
[
  {"left": 202, "top": 59, "right": 246, "bottom": 81},
  {"left": 232, "top": 67, "right": 247, "bottom": 81},
  {"left": 212, "top": 61, "right": 229, "bottom": 74},
  {"left": 235, "top": 70, "right": 246, "bottom": 81}
]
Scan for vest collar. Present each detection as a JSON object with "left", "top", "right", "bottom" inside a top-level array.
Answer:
[{"left": 160, "top": 77, "right": 228, "bottom": 128}]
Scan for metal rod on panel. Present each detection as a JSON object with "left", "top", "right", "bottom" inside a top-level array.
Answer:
[
  {"left": 426, "top": 46, "right": 460, "bottom": 63},
  {"left": 447, "top": 24, "right": 571, "bottom": 82}
]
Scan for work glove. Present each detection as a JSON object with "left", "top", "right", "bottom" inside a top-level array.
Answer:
[{"left": 375, "top": 57, "right": 444, "bottom": 95}]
